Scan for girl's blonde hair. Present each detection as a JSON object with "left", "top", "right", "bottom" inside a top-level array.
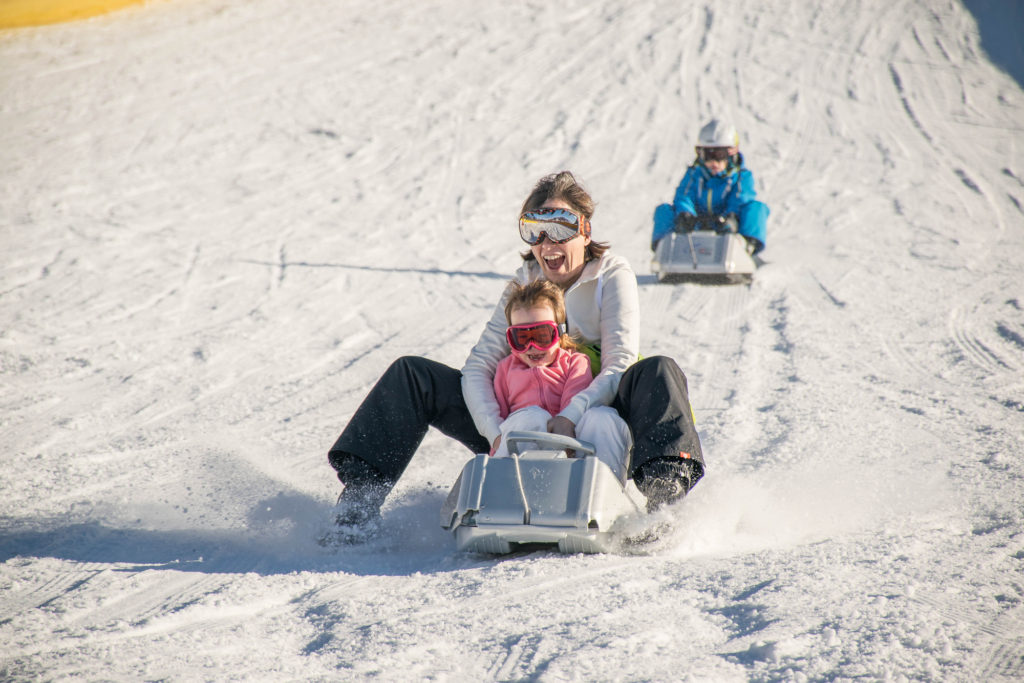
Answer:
[{"left": 503, "top": 279, "right": 577, "bottom": 352}]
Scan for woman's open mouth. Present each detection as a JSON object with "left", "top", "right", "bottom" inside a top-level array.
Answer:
[{"left": 542, "top": 253, "right": 566, "bottom": 271}]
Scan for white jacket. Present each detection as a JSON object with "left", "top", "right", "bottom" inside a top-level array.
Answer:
[{"left": 461, "top": 251, "right": 641, "bottom": 444}]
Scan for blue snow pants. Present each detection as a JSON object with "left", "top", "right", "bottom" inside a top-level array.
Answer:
[{"left": 651, "top": 201, "right": 768, "bottom": 253}]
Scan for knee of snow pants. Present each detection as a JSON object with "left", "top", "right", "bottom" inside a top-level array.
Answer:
[
  {"left": 738, "top": 200, "right": 769, "bottom": 251},
  {"left": 575, "top": 406, "right": 632, "bottom": 485},
  {"left": 613, "top": 356, "right": 705, "bottom": 483},
  {"left": 651, "top": 203, "right": 676, "bottom": 250},
  {"left": 327, "top": 356, "right": 490, "bottom": 487}
]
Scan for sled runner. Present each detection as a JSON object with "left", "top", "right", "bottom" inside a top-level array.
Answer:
[
  {"left": 440, "top": 431, "right": 641, "bottom": 554},
  {"left": 651, "top": 231, "right": 756, "bottom": 284}
]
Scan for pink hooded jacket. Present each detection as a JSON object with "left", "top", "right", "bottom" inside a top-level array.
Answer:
[{"left": 493, "top": 347, "right": 593, "bottom": 419}]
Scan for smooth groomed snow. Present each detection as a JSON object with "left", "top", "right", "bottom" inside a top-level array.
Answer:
[{"left": 2, "top": 0, "right": 1023, "bottom": 680}]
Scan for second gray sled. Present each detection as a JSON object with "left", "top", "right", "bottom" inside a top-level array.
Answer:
[
  {"left": 651, "top": 231, "right": 756, "bottom": 284},
  {"left": 440, "top": 431, "right": 642, "bottom": 554}
]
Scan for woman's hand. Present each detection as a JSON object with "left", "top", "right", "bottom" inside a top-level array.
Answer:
[
  {"left": 547, "top": 416, "right": 578, "bottom": 457},
  {"left": 547, "top": 416, "right": 576, "bottom": 438},
  {"left": 489, "top": 435, "right": 501, "bottom": 456}
]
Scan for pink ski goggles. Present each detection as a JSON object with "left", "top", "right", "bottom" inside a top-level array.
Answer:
[{"left": 506, "top": 321, "right": 566, "bottom": 352}]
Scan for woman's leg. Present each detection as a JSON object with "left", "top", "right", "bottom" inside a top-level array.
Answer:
[
  {"left": 613, "top": 356, "right": 705, "bottom": 506},
  {"left": 575, "top": 406, "right": 631, "bottom": 484},
  {"left": 328, "top": 356, "right": 490, "bottom": 489}
]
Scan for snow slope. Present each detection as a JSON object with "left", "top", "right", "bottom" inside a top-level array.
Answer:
[{"left": 2, "top": 0, "right": 1023, "bottom": 679}]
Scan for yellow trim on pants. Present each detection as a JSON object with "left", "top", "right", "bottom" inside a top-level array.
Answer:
[{"left": 0, "top": 0, "right": 149, "bottom": 28}]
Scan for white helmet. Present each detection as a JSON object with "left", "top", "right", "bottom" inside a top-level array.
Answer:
[{"left": 697, "top": 119, "right": 738, "bottom": 148}]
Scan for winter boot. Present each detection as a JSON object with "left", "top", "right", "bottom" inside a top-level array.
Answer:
[
  {"left": 322, "top": 452, "right": 392, "bottom": 546},
  {"left": 633, "top": 457, "right": 699, "bottom": 513},
  {"left": 327, "top": 482, "right": 388, "bottom": 545}
]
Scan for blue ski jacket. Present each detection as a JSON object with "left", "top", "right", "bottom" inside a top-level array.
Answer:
[{"left": 651, "top": 153, "right": 768, "bottom": 252}]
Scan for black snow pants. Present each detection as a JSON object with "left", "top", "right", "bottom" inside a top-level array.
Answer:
[{"left": 328, "top": 355, "right": 704, "bottom": 490}]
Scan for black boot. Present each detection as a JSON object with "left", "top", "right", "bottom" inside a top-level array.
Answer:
[
  {"left": 633, "top": 457, "right": 701, "bottom": 513},
  {"left": 324, "top": 453, "right": 392, "bottom": 545},
  {"left": 329, "top": 483, "right": 388, "bottom": 544}
]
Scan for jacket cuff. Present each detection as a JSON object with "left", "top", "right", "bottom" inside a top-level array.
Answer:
[{"left": 482, "top": 419, "right": 503, "bottom": 445}]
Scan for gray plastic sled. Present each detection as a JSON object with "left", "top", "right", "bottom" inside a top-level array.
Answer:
[
  {"left": 651, "top": 231, "right": 756, "bottom": 284},
  {"left": 440, "top": 431, "right": 642, "bottom": 554}
]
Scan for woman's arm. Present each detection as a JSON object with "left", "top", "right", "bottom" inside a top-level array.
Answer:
[
  {"left": 461, "top": 280, "right": 520, "bottom": 444},
  {"left": 559, "top": 352, "right": 595, "bottom": 413},
  {"left": 558, "top": 258, "right": 640, "bottom": 425},
  {"left": 493, "top": 355, "right": 513, "bottom": 420}
]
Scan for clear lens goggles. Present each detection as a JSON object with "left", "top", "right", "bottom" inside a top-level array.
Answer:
[
  {"left": 505, "top": 321, "right": 566, "bottom": 352},
  {"left": 519, "top": 208, "right": 589, "bottom": 245}
]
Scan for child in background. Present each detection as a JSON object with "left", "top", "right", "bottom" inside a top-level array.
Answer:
[
  {"left": 492, "top": 280, "right": 632, "bottom": 483},
  {"left": 651, "top": 118, "right": 769, "bottom": 255}
]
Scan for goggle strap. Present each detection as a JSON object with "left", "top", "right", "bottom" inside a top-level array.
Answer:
[{"left": 507, "top": 321, "right": 564, "bottom": 335}]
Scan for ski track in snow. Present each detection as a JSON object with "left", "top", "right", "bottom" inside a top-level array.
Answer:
[{"left": 2, "top": 0, "right": 1023, "bottom": 680}]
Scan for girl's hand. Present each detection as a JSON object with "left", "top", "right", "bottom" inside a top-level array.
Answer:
[{"left": 489, "top": 435, "right": 501, "bottom": 456}]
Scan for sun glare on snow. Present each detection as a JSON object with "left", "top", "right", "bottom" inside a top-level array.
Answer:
[{"left": 0, "top": 0, "right": 153, "bottom": 28}]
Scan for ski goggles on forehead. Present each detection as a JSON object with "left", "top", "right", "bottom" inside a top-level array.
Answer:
[
  {"left": 506, "top": 321, "right": 567, "bottom": 352},
  {"left": 518, "top": 208, "right": 590, "bottom": 245},
  {"left": 697, "top": 146, "right": 733, "bottom": 162}
]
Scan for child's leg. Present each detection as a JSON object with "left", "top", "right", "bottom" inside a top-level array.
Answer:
[
  {"left": 493, "top": 406, "right": 553, "bottom": 457},
  {"left": 738, "top": 200, "right": 769, "bottom": 253},
  {"left": 575, "top": 406, "right": 632, "bottom": 484},
  {"left": 651, "top": 203, "right": 675, "bottom": 250}
]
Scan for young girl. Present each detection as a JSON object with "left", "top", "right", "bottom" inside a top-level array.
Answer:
[{"left": 492, "top": 279, "right": 632, "bottom": 483}]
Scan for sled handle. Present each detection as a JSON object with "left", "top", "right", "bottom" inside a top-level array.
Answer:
[
  {"left": 511, "top": 454, "right": 531, "bottom": 525},
  {"left": 505, "top": 431, "right": 597, "bottom": 457},
  {"left": 685, "top": 231, "right": 699, "bottom": 269}
]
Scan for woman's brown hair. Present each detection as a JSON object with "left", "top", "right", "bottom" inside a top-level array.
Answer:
[
  {"left": 503, "top": 279, "right": 577, "bottom": 351},
  {"left": 519, "top": 171, "right": 610, "bottom": 264}
]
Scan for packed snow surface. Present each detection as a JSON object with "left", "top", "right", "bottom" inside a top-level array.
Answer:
[{"left": 2, "top": 0, "right": 1023, "bottom": 680}]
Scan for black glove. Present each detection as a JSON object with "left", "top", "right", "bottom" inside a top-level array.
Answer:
[
  {"left": 673, "top": 213, "right": 697, "bottom": 233},
  {"left": 696, "top": 214, "right": 717, "bottom": 231},
  {"left": 714, "top": 213, "right": 739, "bottom": 234}
]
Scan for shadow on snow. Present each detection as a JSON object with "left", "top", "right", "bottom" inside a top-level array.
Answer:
[
  {"left": 241, "top": 258, "right": 509, "bottom": 281},
  {"left": 0, "top": 489, "right": 503, "bottom": 578}
]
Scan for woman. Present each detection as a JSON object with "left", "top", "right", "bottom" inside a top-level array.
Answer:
[{"left": 327, "top": 171, "right": 705, "bottom": 543}]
